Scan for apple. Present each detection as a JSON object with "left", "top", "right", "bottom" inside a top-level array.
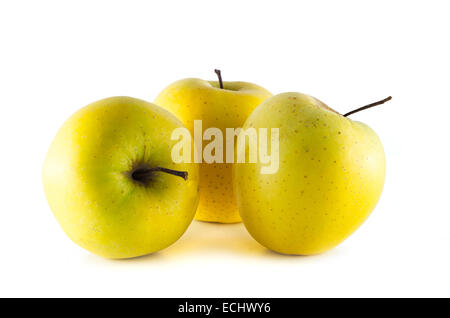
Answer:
[
  {"left": 42, "top": 96, "right": 199, "bottom": 259},
  {"left": 233, "top": 93, "right": 390, "bottom": 255},
  {"left": 155, "top": 70, "right": 272, "bottom": 223}
]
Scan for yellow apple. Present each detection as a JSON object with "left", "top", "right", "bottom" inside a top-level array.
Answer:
[
  {"left": 155, "top": 71, "right": 272, "bottom": 223},
  {"left": 42, "top": 97, "right": 199, "bottom": 259},
  {"left": 233, "top": 93, "right": 388, "bottom": 254}
]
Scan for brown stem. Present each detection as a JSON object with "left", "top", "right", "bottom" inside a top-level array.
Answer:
[
  {"left": 214, "top": 69, "right": 224, "bottom": 89},
  {"left": 132, "top": 167, "right": 188, "bottom": 183},
  {"left": 343, "top": 96, "right": 392, "bottom": 117}
]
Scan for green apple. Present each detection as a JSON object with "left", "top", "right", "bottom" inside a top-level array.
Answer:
[
  {"left": 155, "top": 70, "right": 272, "bottom": 223},
  {"left": 42, "top": 97, "right": 199, "bottom": 259},
  {"left": 233, "top": 93, "right": 389, "bottom": 255}
]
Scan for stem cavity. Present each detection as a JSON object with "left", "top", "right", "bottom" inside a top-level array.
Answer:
[{"left": 132, "top": 167, "right": 188, "bottom": 183}]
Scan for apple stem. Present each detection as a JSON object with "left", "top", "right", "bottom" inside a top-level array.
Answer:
[
  {"left": 214, "top": 69, "right": 224, "bottom": 89},
  {"left": 132, "top": 167, "right": 188, "bottom": 182},
  {"left": 343, "top": 96, "right": 392, "bottom": 117}
]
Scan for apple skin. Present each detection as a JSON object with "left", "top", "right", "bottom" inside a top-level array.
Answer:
[
  {"left": 42, "top": 97, "right": 199, "bottom": 259},
  {"left": 155, "top": 79, "right": 272, "bottom": 223},
  {"left": 233, "top": 93, "right": 385, "bottom": 255}
]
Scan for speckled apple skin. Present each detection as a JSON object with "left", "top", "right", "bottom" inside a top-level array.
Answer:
[
  {"left": 233, "top": 93, "right": 386, "bottom": 255},
  {"left": 155, "top": 79, "right": 272, "bottom": 223},
  {"left": 43, "top": 97, "right": 199, "bottom": 259}
]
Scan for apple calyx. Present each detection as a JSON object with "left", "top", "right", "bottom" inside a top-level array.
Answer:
[
  {"left": 132, "top": 167, "right": 188, "bottom": 183},
  {"left": 343, "top": 96, "right": 392, "bottom": 117},
  {"left": 214, "top": 69, "right": 224, "bottom": 89}
]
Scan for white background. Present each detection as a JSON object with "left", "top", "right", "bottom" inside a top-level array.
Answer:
[{"left": 0, "top": 0, "right": 449, "bottom": 297}]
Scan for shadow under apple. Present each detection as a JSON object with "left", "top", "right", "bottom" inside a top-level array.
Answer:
[{"left": 85, "top": 220, "right": 342, "bottom": 263}]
